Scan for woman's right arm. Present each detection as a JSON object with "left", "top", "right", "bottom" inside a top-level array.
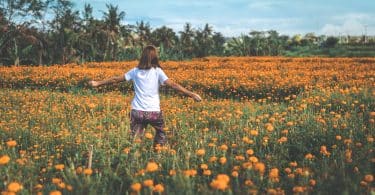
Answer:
[
  {"left": 164, "top": 79, "right": 202, "bottom": 101},
  {"left": 89, "top": 76, "right": 125, "bottom": 87}
]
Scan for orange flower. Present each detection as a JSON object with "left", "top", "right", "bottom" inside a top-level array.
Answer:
[
  {"left": 269, "top": 168, "right": 279, "bottom": 182},
  {"left": 144, "top": 132, "right": 153, "bottom": 139},
  {"left": 203, "top": 169, "right": 212, "bottom": 176},
  {"left": 363, "top": 174, "right": 374, "bottom": 183},
  {"left": 219, "top": 157, "right": 227, "bottom": 165},
  {"left": 49, "top": 190, "right": 62, "bottom": 195},
  {"left": 6, "top": 140, "right": 17, "bottom": 147},
  {"left": 0, "top": 155, "right": 10, "bottom": 165},
  {"left": 153, "top": 184, "right": 164, "bottom": 193},
  {"left": 246, "top": 149, "right": 254, "bottom": 155},
  {"left": 145, "top": 162, "right": 158, "bottom": 172},
  {"left": 131, "top": 183, "right": 142, "bottom": 192},
  {"left": 210, "top": 174, "right": 230, "bottom": 191},
  {"left": 54, "top": 164, "right": 64, "bottom": 171},
  {"left": 7, "top": 182, "right": 23, "bottom": 193},
  {"left": 219, "top": 144, "right": 228, "bottom": 151},
  {"left": 196, "top": 149, "right": 205, "bottom": 156},
  {"left": 143, "top": 179, "right": 154, "bottom": 187},
  {"left": 83, "top": 168, "right": 93, "bottom": 175},
  {"left": 169, "top": 169, "right": 176, "bottom": 176},
  {"left": 254, "top": 162, "right": 266, "bottom": 175}
]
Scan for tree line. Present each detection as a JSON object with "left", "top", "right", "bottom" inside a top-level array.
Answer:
[{"left": 1, "top": 0, "right": 374, "bottom": 66}]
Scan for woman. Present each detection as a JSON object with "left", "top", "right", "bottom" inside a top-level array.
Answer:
[{"left": 89, "top": 45, "right": 202, "bottom": 146}]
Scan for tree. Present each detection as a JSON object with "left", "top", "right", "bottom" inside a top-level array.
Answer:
[
  {"left": 179, "top": 23, "right": 195, "bottom": 57},
  {"left": 212, "top": 32, "right": 225, "bottom": 56},
  {"left": 102, "top": 4, "right": 126, "bottom": 61},
  {"left": 323, "top": 36, "right": 339, "bottom": 48},
  {"left": 0, "top": 0, "right": 48, "bottom": 65},
  {"left": 151, "top": 25, "right": 177, "bottom": 50},
  {"left": 135, "top": 20, "right": 151, "bottom": 49}
]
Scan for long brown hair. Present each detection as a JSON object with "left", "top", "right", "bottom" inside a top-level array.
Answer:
[{"left": 138, "top": 45, "right": 161, "bottom": 69}]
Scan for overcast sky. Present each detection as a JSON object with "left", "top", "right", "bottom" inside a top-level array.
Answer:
[{"left": 73, "top": 0, "right": 375, "bottom": 37}]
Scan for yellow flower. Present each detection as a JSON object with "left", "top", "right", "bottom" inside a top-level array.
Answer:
[
  {"left": 131, "top": 183, "right": 142, "bottom": 192},
  {"left": 144, "top": 132, "right": 153, "bottom": 139},
  {"left": 0, "top": 155, "right": 11, "bottom": 165},
  {"left": 6, "top": 140, "right": 17, "bottom": 147},
  {"left": 146, "top": 162, "right": 158, "bottom": 172},
  {"left": 153, "top": 184, "right": 164, "bottom": 193},
  {"left": 7, "top": 182, "right": 23, "bottom": 193}
]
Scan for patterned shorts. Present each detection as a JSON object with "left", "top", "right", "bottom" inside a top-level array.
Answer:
[{"left": 130, "top": 109, "right": 167, "bottom": 145}]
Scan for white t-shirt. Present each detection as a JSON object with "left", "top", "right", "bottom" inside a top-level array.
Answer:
[{"left": 124, "top": 67, "right": 169, "bottom": 111}]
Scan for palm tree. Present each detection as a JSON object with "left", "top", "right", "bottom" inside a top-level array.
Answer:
[
  {"left": 102, "top": 4, "right": 125, "bottom": 61},
  {"left": 151, "top": 25, "right": 177, "bottom": 50},
  {"left": 179, "top": 23, "right": 195, "bottom": 57},
  {"left": 135, "top": 21, "right": 152, "bottom": 49},
  {"left": 212, "top": 32, "right": 225, "bottom": 56}
]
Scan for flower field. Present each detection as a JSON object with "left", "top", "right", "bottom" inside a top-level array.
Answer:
[{"left": 0, "top": 57, "right": 374, "bottom": 194}]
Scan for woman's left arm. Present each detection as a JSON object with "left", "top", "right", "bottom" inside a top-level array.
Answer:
[{"left": 89, "top": 76, "right": 125, "bottom": 87}]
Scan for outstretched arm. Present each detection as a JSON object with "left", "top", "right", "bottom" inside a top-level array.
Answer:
[
  {"left": 89, "top": 76, "right": 125, "bottom": 87},
  {"left": 164, "top": 79, "right": 202, "bottom": 101}
]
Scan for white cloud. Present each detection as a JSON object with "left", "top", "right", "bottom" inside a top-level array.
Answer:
[{"left": 320, "top": 18, "right": 372, "bottom": 36}]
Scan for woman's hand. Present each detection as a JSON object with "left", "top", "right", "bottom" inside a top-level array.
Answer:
[
  {"left": 190, "top": 93, "right": 202, "bottom": 102},
  {"left": 88, "top": 80, "right": 100, "bottom": 87}
]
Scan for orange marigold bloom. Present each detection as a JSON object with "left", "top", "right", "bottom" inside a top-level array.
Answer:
[
  {"left": 169, "top": 169, "right": 176, "bottom": 176},
  {"left": 200, "top": 164, "right": 208, "bottom": 170},
  {"left": 131, "top": 183, "right": 142, "bottom": 192},
  {"left": 364, "top": 174, "right": 374, "bottom": 183},
  {"left": 49, "top": 190, "right": 62, "bottom": 195},
  {"left": 203, "top": 169, "right": 212, "bottom": 176},
  {"left": 210, "top": 174, "right": 230, "bottom": 191},
  {"left": 305, "top": 153, "right": 314, "bottom": 160},
  {"left": 269, "top": 168, "right": 279, "bottom": 182},
  {"left": 0, "top": 155, "right": 10, "bottom": 165},
  {"left": 83, "top": 168, "right": 93, "bottom": 175},
  {"left": 292, "top": 186, "right": 305, "bottom": 193},
  {"left": 153, "top": 184, "right": 164, "bottom": 193},
  {"left": 144, "top": 132, "right": 153, "bottom": 139},
  {"left": 249, "top": 156, "right": 258, "bottom": 163},
  {"left": 7, "top": 182, "right": 23, "bottom": 193},
  {"left": 196, "top": 149, "right": 205, "bottom": 156},
  {"left": 246, "top": 149, "right": 254, "bottom": 155},
  {"left": 219, "top": 157, "right": 227, "bottom": 164},
  {"left": 143, "top": 179, "right": 154, "bottom": 187},
  {"left": 219, "top": 144, "right": 228, "bottom": 151},
  {"left": 6, "top": 140, "right": 17, "bottom": 147},
  {"left": 146, "top": 162, "right": 158, "bottom": 172},
  {"left": 254, "top": 162, "right": 266, "bottom": 175},
  {"left": 54, "top": 164, "right": 64, "bottom": 171},
  {"left": 209, "top": 156, "right": 217, "bottom": 163},
  {"left": 232, "top": 171, "right": 239, "bottom": 177}
]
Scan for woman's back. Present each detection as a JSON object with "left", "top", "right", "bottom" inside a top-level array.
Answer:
[{"left": 125, "top": 67, "right": 168, "bottom": 112}]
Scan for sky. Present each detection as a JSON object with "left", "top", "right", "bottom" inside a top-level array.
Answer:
[{"left": 73, "top": 0, "right": 375, "bottom": 37}]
